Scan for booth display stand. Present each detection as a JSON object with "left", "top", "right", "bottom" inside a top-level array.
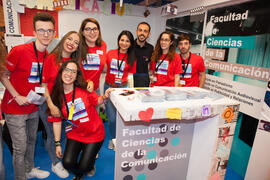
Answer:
[{"left": 110, "top": 87, "right": 239, "bottom": 180}]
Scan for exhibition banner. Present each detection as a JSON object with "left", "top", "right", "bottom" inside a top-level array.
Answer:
[
  {"left": 204, "top": 0, "right": 270, "bottom": 120},
  {"left": 204, "top": 1, "right": 270, "bottom": 178}
]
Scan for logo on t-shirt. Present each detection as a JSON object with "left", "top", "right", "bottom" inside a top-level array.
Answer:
[
  {"left": 28, "top": 62, "right": 42, "bottom": 83},
  {"left": 82, "top": 53, "right": 100, "bottom": 70},
  {"left": 155, "top": 60, "right": 168, "bottom": 75},
  {"left": 68, "top": 97, "right": 89, "bottom": 123},
  {"left": 181, "top": 64, "right": 192, "bottom": 78},
  {"left": 110, "top": 59, "right": 125, "bottom": 77}
]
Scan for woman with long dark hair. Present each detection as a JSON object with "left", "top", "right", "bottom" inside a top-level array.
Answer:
[
  {"left": 50, "top": 60, "right": 112, "bottom": 180},
  {"left": 41, "top": 31, "right": 82, "bottom": 178},
  {"left": 150, "top": 31, "right": 182, "bottom": 87},
  {"left": 104, "top": 30, "right": 136, "bottom": 150},
  {"left": 79, "top": 18, "right": 107, "bottom": 94}
]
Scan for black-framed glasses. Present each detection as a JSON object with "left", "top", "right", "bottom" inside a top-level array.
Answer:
[
  {"left": 36, "top": 28, "right": 55, "bottom": 36},
  {"left": 84, "top": 27, "right": 99, "bottom": 33},
  {"left": 63, "top": 67, "right": 77, "bottom": 74}
]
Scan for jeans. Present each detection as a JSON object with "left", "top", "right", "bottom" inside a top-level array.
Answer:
[
  {"left": 104, "top": 83, "right": 127, "bottom": 139},
  {"left": 39, "top": 102, "right": 60, "bottom": 165},
  {"left": 0, "top": 126, "right": 5, "bottom": 180},
  {"left": 5, "top": 111, "right": 39, "bottom": 180}
]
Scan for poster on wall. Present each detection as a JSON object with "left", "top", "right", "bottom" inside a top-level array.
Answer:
[
  {"left": 204, "top": 0, "right": 270, "bottom": 119},
  {"left": 165, "top": 13, "right": 204, "bottom": 55}
]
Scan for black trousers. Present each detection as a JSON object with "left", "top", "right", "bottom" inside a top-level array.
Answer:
[{"left": 62, "top": 138, "right": 103, "bottom": 176}]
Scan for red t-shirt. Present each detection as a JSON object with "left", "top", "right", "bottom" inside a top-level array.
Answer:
[
  {"left": 105, "top": 49, "right": 136, "bottom": 85},
  {"left": 49, "top": 88, "right": 105, "bottom": 143},
  {"left": 180, "top": 52, "right": 205, "bottom": 87},
  {"left": 150, "top": 53, "right": 182, "bottom": 87},
  {"left": 42, "top": 54, "right": 71, "bottom": 93},
  {"left": 1, "top": 42, "right": 47, "bottom": 114},
  {"left": 81, "top": 41, "right": 107, "bottom": 90}
]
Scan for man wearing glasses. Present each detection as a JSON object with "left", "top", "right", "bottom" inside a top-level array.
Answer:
[
  {"left": 177, "top": 33, "right": 206, "bottom": 88},
  {"left": 1, "top": 12, "right": 55, "bottom": 179}
]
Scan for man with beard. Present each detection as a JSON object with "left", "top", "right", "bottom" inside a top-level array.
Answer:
[
  {"left": 177, "top": 33, "right": 206, "bottom": 87},
  {"left": 133, "top": 22, "right": 154, "bottom": 87}
]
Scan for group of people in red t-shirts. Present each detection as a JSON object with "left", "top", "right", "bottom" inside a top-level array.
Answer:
[{"left": 0, "top": 11, "right": 206, "bottom": 180}]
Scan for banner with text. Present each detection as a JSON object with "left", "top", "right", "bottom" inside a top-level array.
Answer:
[{"left": 204, "top": 0, "right": 270, "bottom": 119}]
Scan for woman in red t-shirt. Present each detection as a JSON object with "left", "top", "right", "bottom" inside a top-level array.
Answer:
[
  {"left": 150, "top": 31, "right": 182, "bottom": 87},
  {"left": 50, "top": 60, "right": 112, "bottom": 180},
  {"left": 43, "top": 31, "right": 82, "bottom": 117},
  {"left": 79, "top": 18, "right": 107, "bottom": 94},
  {"left": 40, "top": 31, "right": 82, "bottom": 178},
  {"left": 104, "top": 30, "right": 136, "bottom": 150}
]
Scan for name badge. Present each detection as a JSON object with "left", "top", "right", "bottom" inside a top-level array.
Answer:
[
  {"left": 115, "top": 75, "right": 122, "bottom": 85},
  {"left": 96, "top": 50, "right": 103, "bottom": 55},
  {"left": 180, "top": 80, "right": 186, "bottom": 85},
  {"left": 35, "top": 87, "right": 45, "bottom": 94}
]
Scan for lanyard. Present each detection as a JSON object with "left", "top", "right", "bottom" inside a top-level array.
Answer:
[
  {"left": 63, "top": 85, "right": 76, "bottom": 121},
  {"left": 33, "top": 41, "right": 46, "bottom": 85},
  {"left": 117, "top": 50, "right": 126, "bottom": 75},
  {"left": 180, "top": 53, "right": 191, "bottom": 78},
  {"left": 155, "top": 54, "right": 168, "bottom": 72}
]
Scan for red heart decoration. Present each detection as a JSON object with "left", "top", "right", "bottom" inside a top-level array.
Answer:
[{"left": 138, "top": 108, "right": 154, "bottom": 122}]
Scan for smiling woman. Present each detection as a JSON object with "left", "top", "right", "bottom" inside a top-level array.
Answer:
[
  {"left": 79, "top": 18, "right": 107, "bottom": 93},
  {"left": 49, "top": 60, "right": 113, "bottom": 180},
  {"left": 104, "top": 30, "right": 136, "bottom": 150},
  {"left": 149, "top": 31, "right": 182, "bottom": 87},
  {"left": 39, "top": 31, "right": 83, "bottom": 178}
]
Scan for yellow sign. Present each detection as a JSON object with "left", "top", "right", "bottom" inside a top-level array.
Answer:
[{"left": 166, "top": 108, "right": 182, "bottom": 120}]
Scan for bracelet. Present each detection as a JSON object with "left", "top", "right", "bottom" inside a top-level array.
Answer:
[
  {"left": 7, "top": 96, "right": 17, "bottom": 104},
  {"left": 55, "top": 140, "right": 61, "bottom": 146}
]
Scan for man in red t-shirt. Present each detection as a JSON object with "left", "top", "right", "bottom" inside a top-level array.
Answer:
[
  {"left": 0, "top": 12, "right": 55, "bottom": 180},
  {"left": 177, "top": 33, "right": 206, "bottom": 88}
]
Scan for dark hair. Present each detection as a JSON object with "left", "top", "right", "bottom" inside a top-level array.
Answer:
[
  {"left": 151, "top": 31, "right": 176, "bottom": 62},
  {"left": 137, "top": 22, "right": 151, "bottom": 32},
  {"left": 117, "top": 30, "right": 135, "bottom": 66},
  {"left": 51, "top": 31, "right": 82, "bottom": 64},
  {"left": 33, "top": 12, "right": 55, "bottom": 30},
  {"left": 0, "top": 36, "right": 7, "bottom": 77},
  {"left": 50, "top": 60, "right": 87, "bottom": 117},
  {"left": 177, "top": 33, "right": 191, "bottom": 44},
  {"left": 79, "top": 18, "right": 103, "bottom": 60}
]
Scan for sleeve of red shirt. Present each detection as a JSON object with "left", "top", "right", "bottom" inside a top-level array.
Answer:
[
  {"left": 42, "top": 55, "right": 53, "bottom": 83},
  {"left": 6, "top": 46, "right": 21, "bottom": 72},
  {"left": 48, "top": 116, "right": 62, "bottom": 122},
  {"left": 174, "top": 53, "right": 183, "bottom": 74},
  {"left": 150, "top": 60, "right": 155, "bottom": 72},
  {"left": 106, "top": 50, "right": 111, "bottom": 65},
  {"left": 128, "top": 60, "right": 136, "bottom": 73},
  {"left": 88, "top": 91, "right": 99, "bottom": 106},
  {"left": 102, "top": 41, "right": 107, "bottom": 53}
]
